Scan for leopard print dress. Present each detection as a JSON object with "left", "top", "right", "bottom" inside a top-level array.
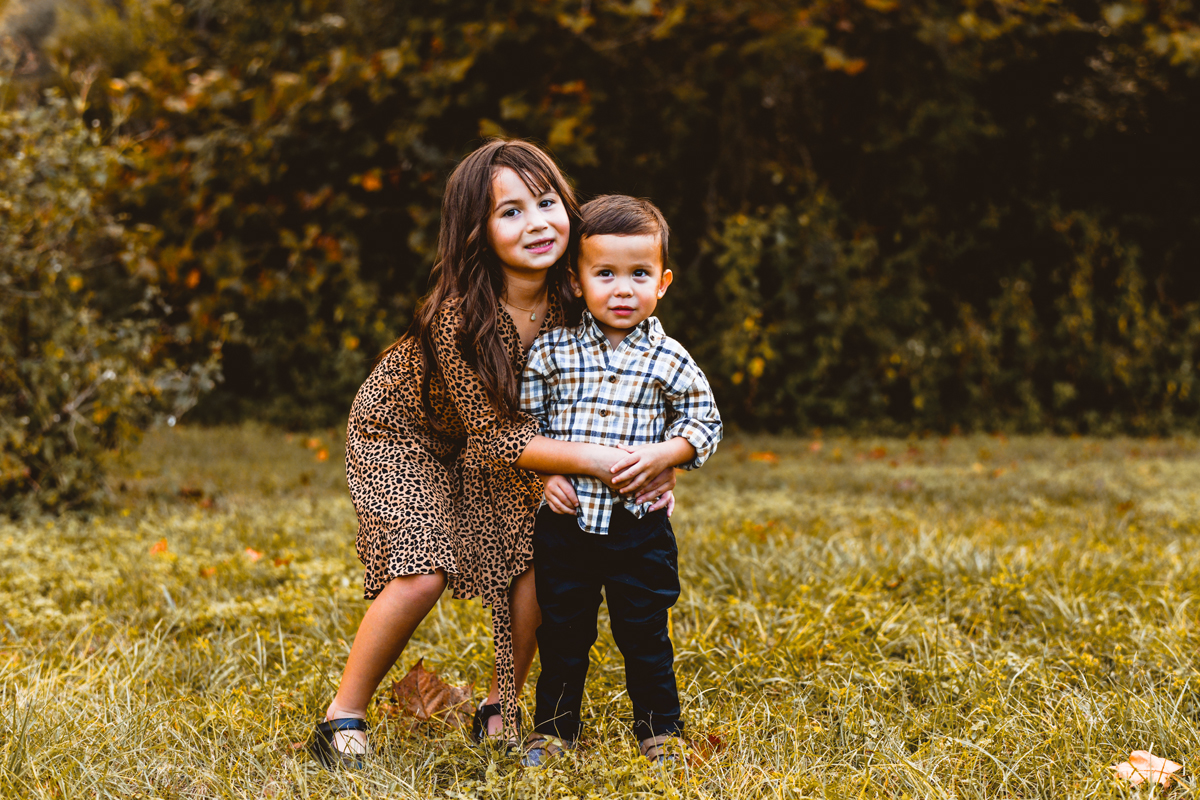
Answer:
[{"left": 345, "top": 296, "right": 563, "bottom": 733}]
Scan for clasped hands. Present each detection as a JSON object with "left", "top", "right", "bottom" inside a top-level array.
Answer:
[{"left": 542, "top": 441, "right": 678, "bottom": 517}]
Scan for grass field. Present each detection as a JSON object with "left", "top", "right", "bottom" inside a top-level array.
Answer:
[{"left": 3, "top": 426, "right": 1200, "bottom": 798}]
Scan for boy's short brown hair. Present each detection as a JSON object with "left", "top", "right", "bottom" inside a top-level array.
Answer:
[{"left": 578, "top": 195, "right": 670, "bottom": 268}]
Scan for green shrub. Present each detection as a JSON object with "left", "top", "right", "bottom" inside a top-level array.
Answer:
[
  {"left": 29, "top": 0, "right": 1200, "bottom": 432},
  {"left": 0, "top": 88, "right": 218, "bottom": 514}
]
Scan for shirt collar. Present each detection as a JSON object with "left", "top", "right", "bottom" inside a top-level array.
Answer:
[{"left": 577, "top": 309, "right": 664, "bottom": 351}]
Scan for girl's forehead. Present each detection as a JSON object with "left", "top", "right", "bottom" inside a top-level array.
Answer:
[{"left": 491, "top": 166, "right": 553, "bottom": 202}]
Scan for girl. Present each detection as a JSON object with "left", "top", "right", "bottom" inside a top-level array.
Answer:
[{"left": 309, "top": 139, "right": 676, "bottom": 767}]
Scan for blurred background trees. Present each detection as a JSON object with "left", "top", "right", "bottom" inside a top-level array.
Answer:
[{"left": 2, "top": 0, "right": 1199, "bottom": 507}]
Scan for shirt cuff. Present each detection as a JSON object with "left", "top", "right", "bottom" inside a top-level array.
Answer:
[{"left": 665, "top": 419, "right": 721, "bottom": 470}]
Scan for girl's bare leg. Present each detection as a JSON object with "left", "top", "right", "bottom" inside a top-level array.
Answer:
[
  {"left": 482, "top": 565, "right": 540, "bottom": 736},
  {"left": 323, "top": 571, "right": 448, "bottom": 752}
]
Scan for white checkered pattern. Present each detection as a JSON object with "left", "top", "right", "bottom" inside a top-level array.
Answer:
[{"left": 520, "top": 311, "right": 723, "bottom": 534}]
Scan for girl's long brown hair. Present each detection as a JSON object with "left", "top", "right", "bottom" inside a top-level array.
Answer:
[{"left": 385, "top": 139, "right": 581, "bottom": 430}]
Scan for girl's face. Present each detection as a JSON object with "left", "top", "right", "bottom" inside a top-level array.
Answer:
[{"left": 486, "top": 167, "right": 570, "bottom": 280}]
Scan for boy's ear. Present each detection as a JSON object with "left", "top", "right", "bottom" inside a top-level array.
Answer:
[
  {"left": 656, "top": 268, "right": 673, "bottom": 298},
  {"left": 568, "top": 269, "right": 583, "bottom": 297}
]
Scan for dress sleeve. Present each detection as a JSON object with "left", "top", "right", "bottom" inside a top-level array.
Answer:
[
  {"left": 662, "top": 353, "right": 723, "bottom": 470},
  {"left": 431, "top": 306, "right": 540, "bottom": 467}
]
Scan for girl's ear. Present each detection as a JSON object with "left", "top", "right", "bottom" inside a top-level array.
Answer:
[{"left": 656, "top": 268, "right": 674, "bottom": 298}]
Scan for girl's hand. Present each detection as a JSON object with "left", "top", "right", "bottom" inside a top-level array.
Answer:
[
  {"left": 635, "top": 463, "right": 677, "bottom": 505},
  {"left": 647, "top": 489, "right": 676, "bottom": 517},
  {"left": 542, "top": 474, "right": 579, "bottom": 515}
]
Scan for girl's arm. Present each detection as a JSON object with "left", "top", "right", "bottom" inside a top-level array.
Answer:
[
  {"left": 515, "top": 435, "right": 621, "bottom": 480},
  {"left": 516, "top": 436, "right": 677, "bottom": 500}
]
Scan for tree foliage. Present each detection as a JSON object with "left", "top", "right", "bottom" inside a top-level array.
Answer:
[
  {"left": 24, "top": 0, "right": 1200, "bottom": 432},
  {"left": 0, "top": 80, "right": 218, "bottom": 514}
]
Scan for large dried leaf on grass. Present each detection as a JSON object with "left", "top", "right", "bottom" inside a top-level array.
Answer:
[
  {"left": 382, "top": 659, "right": 473, "bottom": 728},
  {"left": 1111, "top": 750, "right": 1183, "bottom": 787},
  {"left": 687, "top": 732, "right": 727, "bottom": 766}
]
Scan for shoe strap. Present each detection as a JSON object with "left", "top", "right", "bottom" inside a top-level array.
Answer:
[
  {"left": 640, "top": 733, "right": 675, "bottom": 758},
  {"left": 321, "top": 717, "right": 368, "bottom": 734},
  {"left": 476, "top": 702, "right": 503, "bottom": 718},
  {"left": 525, "top": 733, "right": 572, "bottom": 756}
]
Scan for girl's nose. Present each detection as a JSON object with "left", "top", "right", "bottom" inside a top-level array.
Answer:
[{"left": 526, "top": 210, "right": 548, "bottom": 231}]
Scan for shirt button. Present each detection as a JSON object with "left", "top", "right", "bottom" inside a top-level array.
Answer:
[
  {"left": 607, "top": 375, "right": 617, "bottom": 383},
  {"left": 599, "top": 409, "right": 609, "bottom": 417}
]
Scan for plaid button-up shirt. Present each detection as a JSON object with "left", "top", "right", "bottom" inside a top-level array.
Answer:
[{"left": 520, "top": 311, "right": 723, "bottom": 534}]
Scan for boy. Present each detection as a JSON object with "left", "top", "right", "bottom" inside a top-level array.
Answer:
[{"left": 519, "top": 195, "right": 722, "bottom": 764}]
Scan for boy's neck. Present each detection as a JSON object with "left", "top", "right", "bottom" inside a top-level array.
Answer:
[{"left": 593, "top": 316, "right": 635, "bottom": 350}]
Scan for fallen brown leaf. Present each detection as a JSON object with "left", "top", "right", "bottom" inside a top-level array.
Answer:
[
  {"left": 385, "top": 658, "right": 473, "bottom": 728},
  {"left": 749, "top": 451, "right": 779, "bottom": 463},
  {"left": 687, "top": 732, "right": 727, "bottom": 766},
  {"left": 149, "top": 539, "right": 168, "bottom": 556},
  {"left": 1112, "top": 750, "right": 1182, "bottom": 787}
]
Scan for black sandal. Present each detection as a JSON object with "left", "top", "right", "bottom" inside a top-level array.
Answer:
[
  {"left": 469, "top": 702, "right": 522, "bottom": 746},
  {"left": 309, "top": 717, "right": 368, "bottom": 770}
]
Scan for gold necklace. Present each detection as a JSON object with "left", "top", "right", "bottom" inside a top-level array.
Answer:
[{"left": 502, "top": 293, "right": 546, "bottom": 321}]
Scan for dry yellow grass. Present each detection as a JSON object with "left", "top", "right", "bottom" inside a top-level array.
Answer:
[{"left": 2, "top": 426, "right": 1199, "bottom": 798}]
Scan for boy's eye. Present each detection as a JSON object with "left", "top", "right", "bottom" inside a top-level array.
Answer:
[
  {"left": 634, "top": 269, "right": 649, "bottom": 277},
  {"left": 597, "top": 269, "right": 612, "bottom": 277}
]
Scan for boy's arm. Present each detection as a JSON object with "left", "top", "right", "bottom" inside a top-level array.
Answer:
[
  {"left": 659, "top": 357, "right": 722, "bottom": 470},
  {"left": 610, "top": 352, "right": 722, "bottom": 488},
  {"left": 518, "top": 338, "right": 554, "bottom": 428},
  {"left": 520, "top": 337, "right": 582, "bottom": 513}
]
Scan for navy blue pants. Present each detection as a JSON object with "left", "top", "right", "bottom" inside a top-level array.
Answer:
[{"left": 532, "top": 504, "right": 683, "bottom": 742}]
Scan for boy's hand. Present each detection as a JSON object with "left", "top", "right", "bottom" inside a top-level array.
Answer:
[
  {"left": 542, "top": 474, "right": 580, "bottom": 515},
  {"left": 610, "top": 442, "right": 675, "bottom": 495}
]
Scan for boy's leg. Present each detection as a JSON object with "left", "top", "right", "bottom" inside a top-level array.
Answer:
[
  {"left": 602, "top": 507, "right": 683, "bottom": 743},
  {"left": 532, "top": 507, "right": 603, "bottom": 742}
]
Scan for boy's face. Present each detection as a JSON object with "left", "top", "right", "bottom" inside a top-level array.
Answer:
[{"left": 573, "top": 233, "right": 673, "bottom": 345}]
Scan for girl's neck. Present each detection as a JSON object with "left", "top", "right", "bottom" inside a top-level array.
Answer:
[{"left": 502, "top": 270, "right": 549, "bottom": 308}]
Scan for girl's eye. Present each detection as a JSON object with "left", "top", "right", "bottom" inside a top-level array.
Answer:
[
  {"left": 502, "top": 208, "right": 519, "bottom": 218},
  {"left": 539, "top": 198, "right": 556, "bottom": 209}
]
